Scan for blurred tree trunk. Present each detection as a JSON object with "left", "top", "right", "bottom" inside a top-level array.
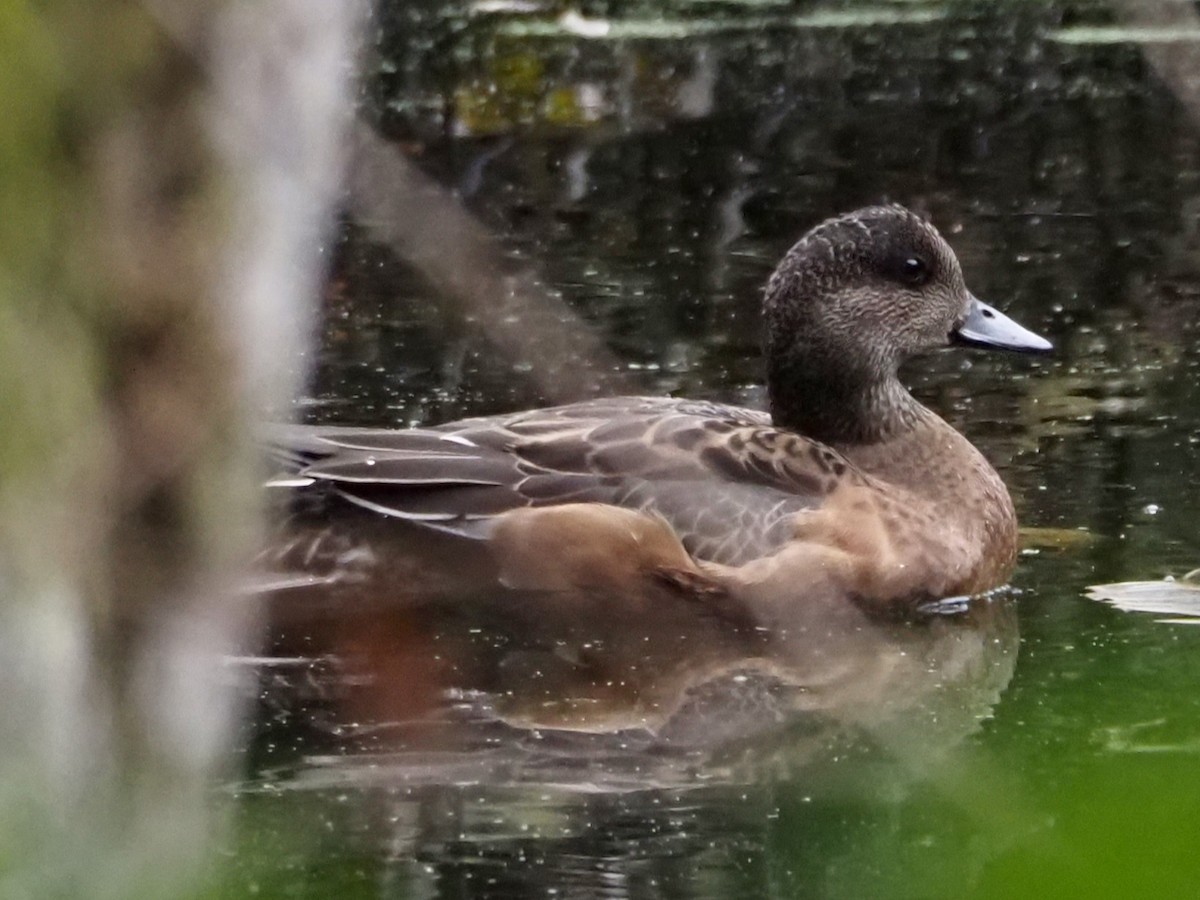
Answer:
[{"left": 0, "top": 1, "right": 359, "bottom": 895}]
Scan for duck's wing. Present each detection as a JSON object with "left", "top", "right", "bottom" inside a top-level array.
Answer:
[{"left": 274, "top": 397, "right": 850, "bottom": 565}]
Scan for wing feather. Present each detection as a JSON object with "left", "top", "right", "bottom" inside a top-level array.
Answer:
[{"left": 276, "top": 397, "right": 848, "bottom": 565}]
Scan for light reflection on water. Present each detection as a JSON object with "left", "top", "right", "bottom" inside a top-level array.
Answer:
[{"left": 229, "top": 2, "right": 1200, "bottom": 897}]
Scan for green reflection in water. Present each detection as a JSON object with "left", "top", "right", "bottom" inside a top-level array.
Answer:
[{"left": 225, "top": 0, "right": 1200, "bottom": 896}]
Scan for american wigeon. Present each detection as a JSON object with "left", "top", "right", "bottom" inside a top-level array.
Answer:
[{"left": 275, "top": 205, "right": 1050, "bottom": 618}]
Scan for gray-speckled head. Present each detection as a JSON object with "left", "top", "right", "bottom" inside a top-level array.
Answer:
[{"left": 764, "top": 205, "right": 1049, "bottom": 445}]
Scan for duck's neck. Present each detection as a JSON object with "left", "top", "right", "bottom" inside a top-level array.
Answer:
[{"left": 767, "top": 359, "right": 925, "bottom": 446}]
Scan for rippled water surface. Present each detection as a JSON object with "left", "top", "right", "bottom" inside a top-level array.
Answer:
[{"left": 229, "top": 2, "right": 1200, "bottom": 897}]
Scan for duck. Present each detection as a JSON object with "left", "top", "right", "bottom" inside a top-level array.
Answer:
[{"left": 273, "top": 205, "right": 1051, "bottom": 621}]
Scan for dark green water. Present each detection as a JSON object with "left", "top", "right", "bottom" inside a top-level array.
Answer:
[{"left": 229, "top": 2, "right": 1200, "bottom": 897}]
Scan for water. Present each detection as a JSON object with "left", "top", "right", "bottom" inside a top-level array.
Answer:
[{"left": 227, "top": 2, "right": 1200, "bottom": 897}]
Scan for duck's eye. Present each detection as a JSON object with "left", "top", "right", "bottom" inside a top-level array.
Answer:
[{"left": 898, "top": 256, "right": 931, "bottom": 286}]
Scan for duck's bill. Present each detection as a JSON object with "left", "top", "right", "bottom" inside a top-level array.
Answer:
[{"left": 953, "top": 296, "right": 1053, "bottom": 353}]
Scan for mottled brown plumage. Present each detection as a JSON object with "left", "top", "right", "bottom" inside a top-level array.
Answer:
[{"left": 274, "top": 205, "right": 1050, "bottom": 614}]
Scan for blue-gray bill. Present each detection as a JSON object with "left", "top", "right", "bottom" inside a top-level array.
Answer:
[{"left": 953, "top": 296, "right": 1053, "bottom": 353}]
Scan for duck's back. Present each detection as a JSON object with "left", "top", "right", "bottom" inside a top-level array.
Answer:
[{"left": 279, "top": 397, "right": 853, "bottom": 566}]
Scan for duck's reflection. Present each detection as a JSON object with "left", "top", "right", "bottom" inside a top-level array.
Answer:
[
  {"left": 253, "top": 510, "right": 1018, "bottom": 781},
  {"left": 243, "top": 513, "right": 1021, "bottom": 898}
]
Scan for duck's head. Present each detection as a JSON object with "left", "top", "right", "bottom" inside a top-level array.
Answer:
[{"left": 763, "top": 205, "right": 1051, "bottom": 442}]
